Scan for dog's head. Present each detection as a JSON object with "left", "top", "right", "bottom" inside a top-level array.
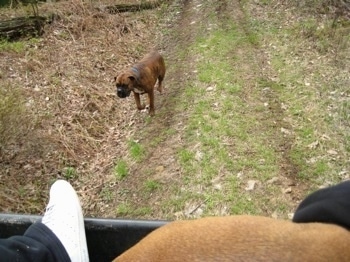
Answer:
[
  {"left": 115, "top": 68, "right": 140, "bottom": 98},
  {"left": 115, "top": 72, "right": 136, "bottom": 98}
]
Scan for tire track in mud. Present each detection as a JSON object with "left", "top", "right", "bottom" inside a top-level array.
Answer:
[
  {"left": 217, "top": 0, "right": 305, "bottom": 201},
  {"left": 139, "top": 0, "right": 207, "bottom": 180},
  {"left": 107, "top": 0, "right": 206, "bottom": 218},
  {"left": 131, "top": 0, "right": 200, "bottom": 180}
]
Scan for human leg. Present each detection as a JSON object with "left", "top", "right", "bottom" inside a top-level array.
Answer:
[
  {"left": 0, "top": 222, "right": 70, "bottom": 262},
  {"left": 0, "top": 180, "right": 89, "bottom": 262},
  {"left": 293, "top": 180, "right": 350, "bottom": 229}
]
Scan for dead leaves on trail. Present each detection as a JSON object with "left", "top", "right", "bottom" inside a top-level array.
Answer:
[{"left": 0, "top": 0, "right": 161, "bottom": 215}]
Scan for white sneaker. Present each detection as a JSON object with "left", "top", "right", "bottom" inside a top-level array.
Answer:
[{"left": 42, "top": 180, "right": 89, "bottom": 262}]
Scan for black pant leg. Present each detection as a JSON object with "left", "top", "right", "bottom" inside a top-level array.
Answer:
[
  {"left": 0, "top": 222, "right": 70, "bottom": 262},
  {"left": 293, "top": 180, "right": 350, "bottom": 230}
]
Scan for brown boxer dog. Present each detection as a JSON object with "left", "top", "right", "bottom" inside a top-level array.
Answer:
[
  {"left": 114, "top": 215, "right": 350, "bottom": 262},
  {"left": 115, "top": 51, "right": 166, "bottom": 116}
]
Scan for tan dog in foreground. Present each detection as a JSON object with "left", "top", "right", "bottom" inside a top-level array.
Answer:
[
  {"left": 115, "top": 51, "right": 166, "bottom": 116},
  {"left": 114, "top": 215, "right": 350, "bottom": 261}
]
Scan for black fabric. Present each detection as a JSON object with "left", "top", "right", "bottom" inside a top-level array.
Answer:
[
  {"left": 293, "top": 180, "right": 350, "bottom": 230},
  {"left": 0, "top": 222, "right": 70, "bottom": 262}
]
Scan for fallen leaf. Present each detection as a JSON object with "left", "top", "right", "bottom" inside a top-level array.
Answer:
[
  {"left": 283, "top": 187, "right": 292, "bottom": 194},
  {"left": 327, "top": 149, "right": 338, "bottom": 155},
  {"left": 307, "top": 140, "right": 319, "bottom": 149},
  {"left": 266, "top": 177, "right": 279, "bottom": 184},
  {"left": 281, "top": 127, "right": 291, "bottom": 135},
  {"left": 245, "top": 180, "right": 257, "bottom": 191}
]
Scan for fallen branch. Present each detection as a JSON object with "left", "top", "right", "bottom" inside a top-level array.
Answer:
[
  {"left": 99, "top": 0, "right": 163, "bottom": 14},
  {"left": 0, "top": 16, "right": 47, "bottom": 40}
]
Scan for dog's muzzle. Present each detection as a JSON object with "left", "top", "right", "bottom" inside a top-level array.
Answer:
[{"left": 116, "top": 86, "right": 131, "bottom": 98}]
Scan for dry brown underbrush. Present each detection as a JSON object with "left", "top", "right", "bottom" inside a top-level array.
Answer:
[{"left": 0, "top": 0, "right": 162, "bottom": 215}]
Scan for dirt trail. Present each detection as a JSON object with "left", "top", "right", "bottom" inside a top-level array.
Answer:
[
  {"left": 101, "top": 0, "right": 205, "bottom": 218},
  {"left": 101, "top": 0, "right": 303, "bottom": 219},
  {"left": 132, "top": 0, "right": 202, "bottom": 178}
]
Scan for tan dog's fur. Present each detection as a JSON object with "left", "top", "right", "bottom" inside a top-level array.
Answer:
[
  {"left": 114, "top": 215, "right": 350, "bottom": 261},
  {"left": 115, "top": 51, "right": 166, "bottom": 116}
]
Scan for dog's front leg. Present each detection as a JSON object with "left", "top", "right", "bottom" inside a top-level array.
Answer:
[
  {"left": 133, "top": 92, "right": 145, "bottom": 110},
  {"left": 148, "top": 91, "right": 155, "bottom": 116}
]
